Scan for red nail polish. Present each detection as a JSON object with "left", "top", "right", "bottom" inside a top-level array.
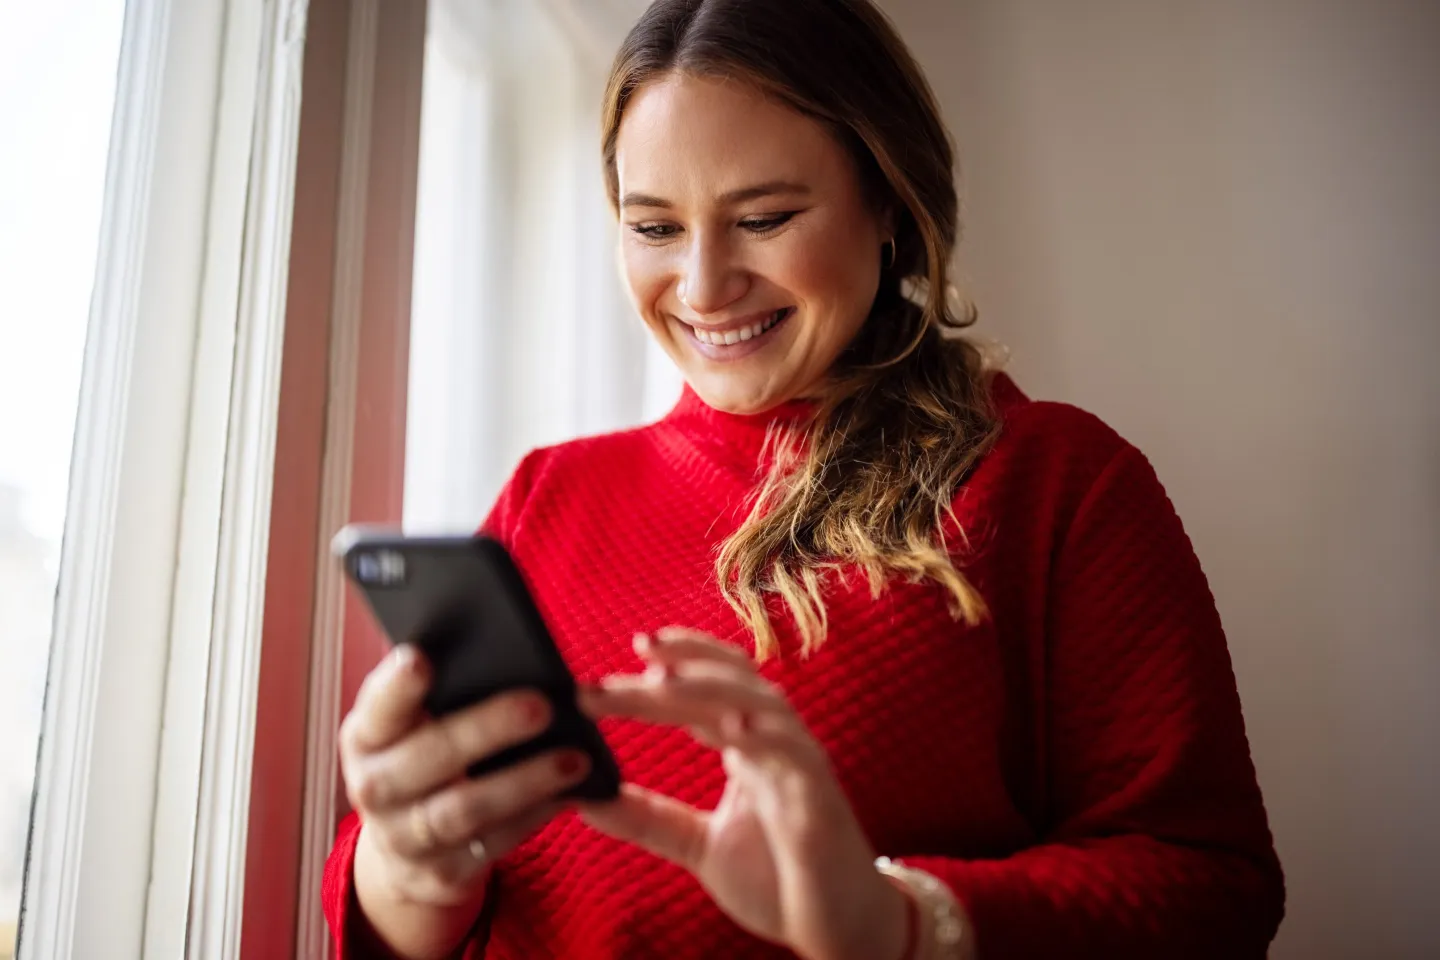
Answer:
[
  {"left": 523, "top": 697, "right": 549, "bottom": 727},
  {"left": 557, "top": 752, "right": 587, "bottom": 778}
]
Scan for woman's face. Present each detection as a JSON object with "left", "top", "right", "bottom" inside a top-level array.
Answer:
[{"left": 614, "top": 72, "right": 891, "bottom": 414}]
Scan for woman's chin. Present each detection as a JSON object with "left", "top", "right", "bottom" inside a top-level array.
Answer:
[{"left": 687, "top": 373, "right": 792, "bottom": 416}]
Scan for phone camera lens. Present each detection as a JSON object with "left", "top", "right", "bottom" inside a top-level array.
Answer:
[{"left": 356, "top": 550, "right": 406, "bottom": 586}]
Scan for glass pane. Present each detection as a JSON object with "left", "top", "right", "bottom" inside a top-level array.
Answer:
[{"left": 0, "top": 2, "right": 126, "bottom": 956}]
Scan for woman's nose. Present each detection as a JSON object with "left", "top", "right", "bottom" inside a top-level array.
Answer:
[{"left": 677, "top": 236, "right": 747, "bottom": 315}]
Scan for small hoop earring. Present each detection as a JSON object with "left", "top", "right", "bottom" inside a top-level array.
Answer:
[{"left": 881, "top": 238, "right": 896, "bottom": 270}]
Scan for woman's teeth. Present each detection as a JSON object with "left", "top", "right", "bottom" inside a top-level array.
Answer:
[{"left": 691, "top": 309, "right": 788, "bottom": 346}]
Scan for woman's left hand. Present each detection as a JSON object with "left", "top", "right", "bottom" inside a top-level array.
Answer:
[{"left": 576, "top": 627, "right": 912, "bottom": 960}]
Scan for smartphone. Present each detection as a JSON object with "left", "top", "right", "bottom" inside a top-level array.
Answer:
[{"left": 332, "top": 525, "right": 621, "bottom": 801}]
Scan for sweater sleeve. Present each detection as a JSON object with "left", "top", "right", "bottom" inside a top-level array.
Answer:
[
  {"left": 320, "top": 451, "right": 547, "bottom": 957},
  {"left": 906, "top": 445, "right": 1285, "bottom": 959}
]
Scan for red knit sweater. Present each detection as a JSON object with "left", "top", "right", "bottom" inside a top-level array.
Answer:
[{"left": 323, "top": 375, "right": 1284, "bottom": 959}]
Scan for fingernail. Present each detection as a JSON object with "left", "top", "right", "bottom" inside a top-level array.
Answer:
[
  {"left": 522, "top": 696, "right": 550, "bottom": 728},
  {"left": 633, "top": 632, "right": 651, "bottom": 655},
  {"left": 557, "top": 752, "right": 588, "bottom": 779},
  {"left": 392, "top": 644, "right": 418, "bottom": 672}
]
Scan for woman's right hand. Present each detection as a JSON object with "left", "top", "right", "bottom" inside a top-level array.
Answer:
[{"left": 340, "top": 644, "right": 591, "bottom": 958}]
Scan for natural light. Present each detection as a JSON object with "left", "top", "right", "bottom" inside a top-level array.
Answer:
[
  {"left": 1, "top": 3, "right": 1435, "bottom": 959},
  {"left": 0, "top": 2, "right": 125, "bottom": 955}
]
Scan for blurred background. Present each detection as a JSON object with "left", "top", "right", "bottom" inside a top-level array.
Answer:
[{"left": 2, "top": 1, "right": 1437, "bottom": 957}]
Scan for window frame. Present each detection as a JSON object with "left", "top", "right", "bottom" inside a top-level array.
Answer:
[
  {"left": 275, "top": 2, "right": 429, "bottom": 958},
  {"left": 20, "top": 0, "right": 447, "bottom": 955},
  {"left": 16, "top": 0, "right": 360, "bottom": 957}
]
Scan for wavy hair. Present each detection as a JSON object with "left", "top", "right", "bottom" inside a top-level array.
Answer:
[{"left": 602, "top": 0, "right": 1001, "bottom": 658}]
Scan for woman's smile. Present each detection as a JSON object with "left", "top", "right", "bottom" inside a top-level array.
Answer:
[{"left": 678, "top": 306, "right": 795, "bottom": 362}]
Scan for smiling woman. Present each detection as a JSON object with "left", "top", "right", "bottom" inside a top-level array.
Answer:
[
  {"left": 322, "top": 1, "right": 1284, "bottom": 959},
  {"left": 615, "top": 75, "right": 886, "bottom": 414}
]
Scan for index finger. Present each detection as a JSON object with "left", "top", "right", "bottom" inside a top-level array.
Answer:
[{"left": 641, "top": 628, "right": 755, "bottom": 671}]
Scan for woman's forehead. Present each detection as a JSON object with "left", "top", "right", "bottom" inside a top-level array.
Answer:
[{"left": 615, "top": 73, "right": 851, "bottom": 203}]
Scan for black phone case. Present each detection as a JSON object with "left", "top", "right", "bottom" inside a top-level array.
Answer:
[{"left": 335, "top": 528, "right": 621, "bottom": 801}]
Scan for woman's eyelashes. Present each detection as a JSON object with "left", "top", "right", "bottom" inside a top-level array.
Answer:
[
  {"left": 628, "top": 211, "right": 800, "bottom": 243},
  {"left": 737, "top": 211, "right": 797, "bottom": 233},
  {"left": 631, "top": 222, "right": 681, "bottom": 240}
]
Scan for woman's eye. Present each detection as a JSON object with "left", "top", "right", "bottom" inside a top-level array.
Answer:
[
  {"left": 739, "top": 212, "right": 796, "bottom": 233},
  {"left": 631, "top": 223, "right": 680, "bottom": 240},
  {"left": 629, "top": 212, "right": 796, "bottom": 241}
]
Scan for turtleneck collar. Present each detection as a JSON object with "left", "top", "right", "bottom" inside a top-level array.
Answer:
[
  {"left": 660, "top": 372, "right": 1024, "bottom": 476},
  {"left": 662, "top": 384, "right": 818, "bottom": 471}
]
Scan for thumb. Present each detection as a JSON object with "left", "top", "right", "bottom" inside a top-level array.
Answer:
[
  {"left": 579, "top": 783, "right": 708, "bottom": 871},
  {"left": 346, "top": 644, "right": 430, "bottom": 754}
]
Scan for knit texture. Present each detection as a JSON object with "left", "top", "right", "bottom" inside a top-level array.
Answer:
[{"left": 323, "top": 375, "right": 1284, "bottom": 958}]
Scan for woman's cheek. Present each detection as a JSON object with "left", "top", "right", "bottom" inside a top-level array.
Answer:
[
  {"left": 772, "top": 225, "right": 839, "bottom": 293},
  {"left": 621, "top": 244, "right": 675, "bottom": 331},
  {"left": 787, "top": 224, "right": 879, "bottom": 316}
]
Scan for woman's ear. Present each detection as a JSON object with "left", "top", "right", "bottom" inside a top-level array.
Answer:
[{"left": 876, "top": 203, "right": 898, "bottom": 247}]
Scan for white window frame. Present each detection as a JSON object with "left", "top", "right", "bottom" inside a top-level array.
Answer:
[{"left": 19, "top": 0, "right": 311, "bottom": 957}]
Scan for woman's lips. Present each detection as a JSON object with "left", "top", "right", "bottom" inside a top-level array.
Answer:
[{"left": 683, "top": 307, "right": 794, "bottom": 362}]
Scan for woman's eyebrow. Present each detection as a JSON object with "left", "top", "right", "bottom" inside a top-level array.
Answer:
[
  {"left": 620, "top": 180, "right": 812, "bottom": 210},
  {"left": 718, "top": 180, "right": 811, "bottom": 205}
]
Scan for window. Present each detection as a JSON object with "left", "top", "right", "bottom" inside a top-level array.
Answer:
[
  {"left": 3, "top": 2, "right": 664, "bottom": 957},
  {"left": 0, "top": 3, "right": 125, "bottom": 957},
  {"left": 13, "top": 0, "right": 312, "bottom": 956}
]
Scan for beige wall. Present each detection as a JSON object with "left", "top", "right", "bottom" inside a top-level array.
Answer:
[{"left": 880, "top": 1, "right": 1440, "bottom": 956}]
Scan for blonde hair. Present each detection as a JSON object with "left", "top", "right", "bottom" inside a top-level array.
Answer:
[{"left": 603, "top": 0, "right": 1001, "bottom": 658}]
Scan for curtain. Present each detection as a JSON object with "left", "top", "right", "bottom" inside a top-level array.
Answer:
[{"left": 404, "top": 0, "right": 681, "bottom": 532}]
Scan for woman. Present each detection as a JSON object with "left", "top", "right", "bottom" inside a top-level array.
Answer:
[{"left": 322, "top": 0, "right": 1285, "bottom": 957}]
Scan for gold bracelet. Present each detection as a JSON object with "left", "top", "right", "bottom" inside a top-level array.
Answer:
[{"left": 874, "top": 857, "right": 968, "bottom": 960}]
